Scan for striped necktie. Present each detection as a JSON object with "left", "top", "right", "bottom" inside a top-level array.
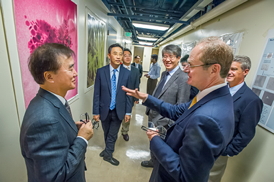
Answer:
[
  {"left": 110, "top": 69, "right": 117, "bottom": 110},
  {"left": 65, "top": 101, "right": 72, "bottom": 116},
  {"left": 188, "top": 96, "right": 197, "bottom": 109}
]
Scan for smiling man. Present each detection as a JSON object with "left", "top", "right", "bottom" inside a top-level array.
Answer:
[
  {"left": 209, "top": 55, "right": 263, "bottom": 182},
  {"left": 122, "top": 36, "right": 235, "bottom": 182},
  {"left": 141, "top": 44, "right": 191, "bottom": 168},
  {"left": 93, "top": 43, "right": 132, "bottom": 166}
]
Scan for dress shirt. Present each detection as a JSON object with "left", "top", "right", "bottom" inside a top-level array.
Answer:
[
  {"left": 135, "top": 63, "right": 139, "bottom": 68},
  {"left": 109, "top": 64, "right": 121, "bottom": 87},
  {"left": 46, "top": 90, "right": 88, "bottom": 144},
  {"left": 123, "top": 64, "right": 131, "bottom": 71},
  {"left": 229, "top": 82, "right": 244, "bottom": 96},
  {"left": 196, "top": 82, "right": 227, "bottom": 102},
  {"left": 148, "top": 62, "right": 161, "bottom": 79},
  {"left": 164, "top": 65, "right": 180, "bottom": 86}
]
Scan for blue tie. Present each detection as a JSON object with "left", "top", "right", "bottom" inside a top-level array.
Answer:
[{"left": 110, "top": 69, "right": 117, "bottom": 110}]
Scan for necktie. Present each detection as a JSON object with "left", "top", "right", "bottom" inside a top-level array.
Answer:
[
  {"left": 65, "top": 101, "right": 72, "bottom": 116},
  {"left": 154, "top": 72, "right": 169, "bottom": 98},
  {"left": 188, "top": 96, "right": 197, "bottom": 109},
  {"left": 110, "top": 69, "right": 117, "bottom": 110}
]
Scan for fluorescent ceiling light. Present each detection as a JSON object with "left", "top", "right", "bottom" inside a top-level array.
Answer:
[
  {"left": 139, "top": 41, "right": 153, "bottom": 45},
  {"left": 133, "top": 21, "right": 169, "bottom": 31},
  {"left": 137, "top": 36, "right": 157, "bottom": 41}
]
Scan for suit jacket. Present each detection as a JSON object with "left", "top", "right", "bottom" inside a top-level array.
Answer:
[
  {"left": 20, "top": 88, "right": 87, "bottom": 182},
  {"left": 93, "top": 65, "right": 132, "bottom": 121},
  {"left": 131, "top": 62, "right": 143, "bottom": 79},
  {"left": 147, "top": 68, "right": 191, "bottom": 127},
  {"left": 222, "top": 82, "right": 263, "bottom": 156},
  {"left": 128, "top": 65, "right": 140, "bottom": 104},
  {"left": 143, "top": 86, "right": 234, "bottom": 182}
]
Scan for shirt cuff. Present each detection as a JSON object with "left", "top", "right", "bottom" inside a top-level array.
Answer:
[
  {"left": 126, "top": 113, "right": 131, "bottom": 115},
  {"left": 77, "top": 136, "right": 88, "bottom": 145}
]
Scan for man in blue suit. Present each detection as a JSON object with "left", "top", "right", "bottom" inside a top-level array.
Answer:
[
  {"left": 209, "top": 55, "right": 263, "bottom": 182},
  {"left": 93, "top": 43, "right": 132, "bottom": 166},
  {"left": 132, "top": 55, "right": 143, "bottom": 83},
  {"left": 120, "top": 48, "right": 140, "bottom": 141},
  {"left": 20, "top": 43, "right": 94, "bottom": 182},
  {"left": 122, "top": 36, "right": 235, "bottom": 182}
]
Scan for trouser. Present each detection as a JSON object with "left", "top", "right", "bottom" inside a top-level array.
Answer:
[
  {"left": 147, "top": 78, "right": 158, "bottom": 95},
  {"left": 208, "top": 155, "right": 228, "bottom": 182},
  {"left": 101, "top": 109, "right": 122, "bottom": 157}
]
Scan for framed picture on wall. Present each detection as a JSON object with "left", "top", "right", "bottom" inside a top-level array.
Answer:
[
  {"left": 86, "top": 9, "right": 106, "bottom": 90},
  {"left": 13, "top": 0, "right": 78, "bottom": 107}
]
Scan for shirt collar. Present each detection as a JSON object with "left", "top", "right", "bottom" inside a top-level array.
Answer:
[
  {"left": 123, "top": 64, "right": 131, "bottom": 70},
  {"left": 196, "top": 82, "right": 227, "bottom": 102},
  {"left": 167, "top": 65, "right": 179, "bottom": 76},
  {"left": 109, "top": 64, "right": 120, "bottom": 72},
  {"left": 46, "top": 90, "right": 66, "bottom": 105},
  {"left": 228, "top": 82, "right": 244, "bottom": 96}
]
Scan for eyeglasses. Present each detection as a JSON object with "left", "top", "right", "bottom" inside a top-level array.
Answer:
[
  {"left": 80, "top": 112, "right": 99, "bottom": 129},
  {"left": 163, "top": 55, "right": 177, "bottom": 60},
  {"left": 185, "top": 62, "right": 218, "bottom": 69}
]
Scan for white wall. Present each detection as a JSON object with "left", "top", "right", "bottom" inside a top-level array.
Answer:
[
  {"left": 142, "top": 46, "right": 153, "bottom": 72},
  {"left": 0, "top": 0, "right": 125, "bottom": 181},
  {"left": 160, "top": 1, "right": 274, "bottom": 181}
]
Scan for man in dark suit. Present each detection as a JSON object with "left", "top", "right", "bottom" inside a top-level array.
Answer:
[
  {"left": 93, "top": 43, "right": 132, "bottom": 166},
  {"left": 20, "top": 43, "right": 94, "bottom": 182},
  {"left": 120, "top": 48, "right": 140, "bottom": 141},
  {"left": 132, "top": 55, "right": 143, "bottom": 83},
  {"left": 141, "top": 44, "right": 191, "bottom": 168},
  {"left": 209, "top": 55, "right": 263, "bottom": 182},
  {"left": 122, "top": 36, "right": 235, "bottom": 182}
]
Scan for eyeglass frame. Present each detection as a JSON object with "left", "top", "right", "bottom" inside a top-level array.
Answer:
[
  {"left": 184, "top": 62, "right": 218, "bottom": 69},
  {"left": 80, "top": 112, "right": 99, "bottom": 129},
  {"left": 162, "top": 55, "right": 177, "bottom": 60}
]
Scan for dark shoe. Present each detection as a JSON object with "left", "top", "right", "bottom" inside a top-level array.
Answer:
[
  {"left": 103, "top": 156, "right": 120, "bottom": 166},
  {"left": 99, "top": 150, "right": 105, "bottom": 157},
  {"left": 122, "top": 133, "right": 129, "bottom": 141},
  {"left": 141, "top": 160, "right": 153, "bottom": 168}
]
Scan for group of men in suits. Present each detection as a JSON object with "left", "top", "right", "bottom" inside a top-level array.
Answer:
[{"left": 20, "top": 37, "right": 263, "bottom": 181}]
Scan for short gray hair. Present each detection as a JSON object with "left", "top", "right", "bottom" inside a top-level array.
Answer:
[{"left": 233, "top": 55, "right": 251, "bottom": 70}]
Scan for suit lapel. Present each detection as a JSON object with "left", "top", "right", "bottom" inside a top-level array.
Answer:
[
  {"left": 159, "top": 69, "right": 180, "bottom": 98},
  {"left": 117, "top": 66, "right": 125, "bottom": 94},
  {"left": 38, "top": 88, "right": 78, "bottom": 133},
  {"left": 104, "top": 65, "right": 111, "bottom": 94},
  {"left": 232, "top": 82, "right": 247, "bottom": 103}
]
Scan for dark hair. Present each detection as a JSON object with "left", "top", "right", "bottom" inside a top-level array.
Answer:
[
  {"left": 162, "top": 44, "right": 181, "bottom": 58},
  {"left": 28, "top": 43, "right": 75, "bottom": 84},
  {"left": 234, "top": 55, "right": 251, "bottom": 70},
  {"left": 197, "top": 36, "right": 233, "bottom": 78},
  {"left": 180, "top": 54, "right": 189, "bottom": 63},
  {"left": 108, "top": 43, "right": 123, "bottom": 54},
  {"left": 151, "top": 54, "right": 158, "bottom": 61},
  {"left": 134, "top": 55, "right": 140, "bottom": 59},
  {"left": 123, "top": 48, "right": 132, "bottom": 55}
]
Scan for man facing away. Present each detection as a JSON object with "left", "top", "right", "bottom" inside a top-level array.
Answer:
[
  {"left": 20, "top": 43, "right": 93, "bottom": 182},
  {"left": 93, "top": 43, "right": 132, "bottom": 166},
  {"left": 120, "top": 48, "right": 140, "bottom": 141},
  {"left": 132, "top": 55, "right": 143, "bottom": 83},
  {"left": 141, "top": 44, "right": 191, "bottom": 168},
  {"left": 208, "top": 55, "right": 263, "bottom": 182},
  {"left": 122, "top": 36, "right": 235, "bottom": 182},
  {"left": 145, "top": 54, "right": 161, "bottom": 95}
]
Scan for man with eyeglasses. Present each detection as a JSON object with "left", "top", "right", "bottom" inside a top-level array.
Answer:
[
  {"left": 122, "top": 36, "right": 235, "bottom": 182},
  {"left": 120, "top": 48, "right": 140, "bottom": 141},
  {"left": 20, "top": 43, "right": 93, "bottom": 182},
  {"left": 93, "top": 43, "right": 132, "bottom": 166},
  {"left": 141, "top": 44, "right": 192, "bottom": 168},
  {"left": 144, "top": 54, "right": 161, "bottom": 95}
]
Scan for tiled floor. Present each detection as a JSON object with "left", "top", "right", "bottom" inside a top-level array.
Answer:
[{"left": 85, "top": 75, "right": 153, "bottom": 182}]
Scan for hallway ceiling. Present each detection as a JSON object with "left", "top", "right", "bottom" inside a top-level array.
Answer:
[{"left": 101, "top": 0, "right": 227, "bottom": 46}]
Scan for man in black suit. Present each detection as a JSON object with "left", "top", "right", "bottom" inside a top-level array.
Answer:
[
  {"left": 93, "top": 43, "right": 132, "bottom": 166},
  {"left": 120, "top": 48, "right": 140, "bottom": 141},
  {"left": 132, "top": 55, "right": 143, "bottom": 83},
  {"left": 20, "top": 43, "right": 93, "bottom": 182},
  {"left": 209, "top": 55, "right": 263, "bottom": 182}
]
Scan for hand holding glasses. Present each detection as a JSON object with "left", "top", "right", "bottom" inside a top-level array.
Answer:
[{"left": 80, "top": 112, "right": 99, "bottom": 129}]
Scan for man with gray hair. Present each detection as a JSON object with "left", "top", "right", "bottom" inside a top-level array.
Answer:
[
  {"left": 141, "top": 44, "right": 192, "bottom": 168},
  {"left": 209, "top": 55, "right": 263, "bottom": 182}
]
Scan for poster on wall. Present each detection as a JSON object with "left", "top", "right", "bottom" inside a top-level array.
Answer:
[
  {"left": 181, "top": 41, "right": 197, "bottom": 57},
  {"left": 13, "top": 0, "right": 78, "bottom": 107},
  {"left": 86, "top": 13, "right": 106, "bottom": 89},
  {"left": 251, "top": 29, "right": 274, "bottom": 133}
]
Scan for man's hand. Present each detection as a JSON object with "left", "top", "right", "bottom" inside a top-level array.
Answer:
[
  {"left": 78, "top": 121, "right": 93, "bottom": 141},
  {"left": 122, "top": 86, "right": 148, "bottom": 101},
  {"left": 75, "top": 121, "right": 84, "bottom": 130},
  {"left": 124, "top": 115, "right": 131, "bottom": 123},
  {"left": 146, "top": 130, "right": 159, "bottom": 141},
  {"left": 93, "top": 115, "right": 100, "bottom": 121}
]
